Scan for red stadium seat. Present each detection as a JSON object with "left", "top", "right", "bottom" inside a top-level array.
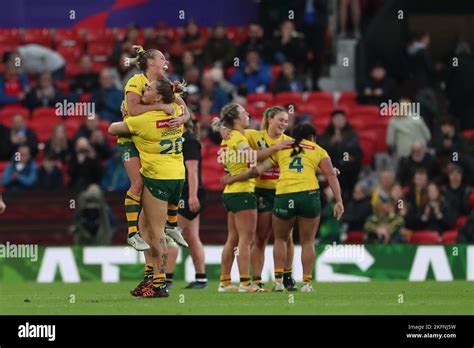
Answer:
[
  {"left": 28, "top": 118, "right": 58, "bottom": 143},
  {"left": 22, "top": 28, "right": 53, "bottom": 47},
  {"left": 0, "top": 161, "right": 9, "bottom": 176},
  {"left": 66, "top": 62, "right": 82, "bottom": 78},
  {"left": 64, "top": 117, "right": 85, "bottom": 139},
  {"left": 84, "top": 28, "right": 114, "bottom": 44},
  {"left": 246, "top": 93, "right": 273, "bottom": 105},
  {"left": 270, "top": 65, "right": 282, "bottom": 85},
  {"left": 57, "top": 46, "right": 83, "bottom": 63},
  {"left": 358, "top": 130, "right": 377, "bottom": 165},
  {"left": 0, "top": 106, "right": 30, "bottom": 127},
  {"left": 297, "top": 104, "right": 319, "bottom": 118},
  {"left": 442, "top": 230, "right": 458, "bottom": 244},
  {"left": 345, "top": 230, "right": 364, "bottom": 244},
  {"left": 463, "top": 129, "right": 474, "bottom": 140},
  {"left": 306, "top": 91, "right": 334, "bottom": 106},
  {"left": 275, "top": 92, "right": 304, "bottom": 107},
  {"left": 470, "top": 189, "right": 474, "bottom": 209},
  {"left": 337, "top": 91, "right": 358, "bottom": 106},
  {"left": 87, "top": 42, "right": 114, "bottom": 56},
  {"left": 454, "top": 215, "right": 468, "bottom": 229},
  {"left": 54, "top": 28, "right": 84, "bottom": 48},
  {"left": 56, "top": 80, "right": 70, "bottom": 95},
  {"left": 313, "top": 114, "right": 331, "bottom": 134},
  {"left": 31, "top": 107, "right": 57, "bottom": 120},
  {"left": 408, "top": 230, "right": 442, "bottom": 244}
]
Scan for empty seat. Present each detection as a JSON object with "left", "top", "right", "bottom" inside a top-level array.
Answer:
[
  {"left": 409, "top": 230, "right": 441, "bottom": 244},
  {"left": 454, "top": 215, "right": 468, "bottom": 229},
  {"left": 246, "top": 92, "right": 274, "bottom": 105},
  {"left": 275, "top": 92, "right": 304, "bottom": 107},
  {"left": 442, "top": 230, "right": 458, "bottom": 244},
  {"left": 31, "top": 107, "right": 57, "bottom": 120},
  {"left": 345, "top": 230, "right": 364, "bottom": 244},
  {"left": 307, "top": 91, "right": 334, "bottom": 106}
]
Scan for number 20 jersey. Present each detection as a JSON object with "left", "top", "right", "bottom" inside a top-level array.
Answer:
[
  {"left": 125, "top": 103, "right": 185, "bottom": 180},
  {"left": 269, "top": 139, "right": 330, "bottom": 195}
]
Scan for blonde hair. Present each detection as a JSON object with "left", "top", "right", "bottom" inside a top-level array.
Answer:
[
  {"left": 220, "top": 103, "right": 241, "bottom": 129},
  {"left": 261, "top": 106, "right": 287, "bottom": 130}
]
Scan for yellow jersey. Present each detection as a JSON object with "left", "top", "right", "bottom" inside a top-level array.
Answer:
[
  {"left": 269, "top": 139, "right": 329, "bottom": 195},
  {"left": 125, "top": 103, "right": 184, "bottom": 180},
  {"left": 245, "top": 129, "right": 291, "bottom": 190},
  {"left": 221, "top": 130, "right": 255, "bottom": 193},
  {"left": 119, "top": 73, "right": 150, "bottom": 144}
]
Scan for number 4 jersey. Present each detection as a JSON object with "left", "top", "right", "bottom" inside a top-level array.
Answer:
[
  {"left": 269, "top": 139, "right": 330, "bottom": 195},
  {"left": 125, "top": 103, "right": 185, "bottom": 180}
]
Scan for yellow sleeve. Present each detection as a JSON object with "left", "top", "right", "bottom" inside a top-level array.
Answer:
[
  {"left": 316, "top": 144, "right": 330, "bottom": 162},
  {"left": 124, "top": 75, "right": 143, "bottom": 96},
  {"left": 244, "top": 129, "right": 258, "bottom": 140},
  {"left": 125, "top": 117, "right": 141, "bottom": 136}
]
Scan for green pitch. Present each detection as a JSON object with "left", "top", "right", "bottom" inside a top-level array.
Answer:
[{"left": 0, "top": 281, "right": 472, "bottom": 315}]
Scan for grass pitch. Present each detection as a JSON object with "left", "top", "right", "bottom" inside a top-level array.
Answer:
[{"left": 0, "top": 281, "right": 472, "bottom": 315}]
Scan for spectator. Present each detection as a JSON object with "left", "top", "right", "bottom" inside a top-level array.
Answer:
[
  {"left": 44, "top": 123, "right": 72, "bottom": 163},
  {"left": 110, "top": 52, "right": 141, "bottom": 87},
  {"left": 200, "top": 71, "right": 230, "bottom": 114},
  {"left": 8, "top": 114, "right": 39, "bottom": 158},
  {"left": 405, "top": 32, "right": 435, "bottom": 90},
  {"left": 371, "top": 170, "right": 396, "bottom": 210},
  {"left": 70, "top": 184, "right": 113, "bottom": 245},
  {"left": 446, "top": 41, "right": 474, "bottom": 130},
  {"left": 431, "top": 117, "right": 470, "bottom": 184},
  {"left": 270, "top": 20, "right": 308, "bottom": 66},
  {"left": 238, "top": 23, "right": 269, "bottom": 61},
  {"left": 390, "top": 183, "right": 408, "bottom": 217},
  {"left": 14, "top": 44, "right": 65, "bottom": 79},
  {"left": 319, "top": 109, "right": 362, "bottom": 199},
  {"left": 92, "top": 69, "right": 123, "bottom": 122},
  {"left": 364, "top": 197, "right": 405, "bottom": 243},
  {"left": 101, "top": 146, "right": 130, "bottom": 192},
  {"left": 172, "top": 51, "right": 197, "bottom": 79},
  {"left": 341, "top": 183, "right": 372, "bottom": 231},
  {"left": 339, "top": 0, "right": 361, "bottom": 38},
  {"left": 386, "top": 97, "right": 431, "bottom": 159},
  {"left": 411, "top": 183, "right": 455, "bottom": 233},
  {"left": 358, "top": 63, "right": 398, "bottom": 105},
  {"left": 0, "top": 62, "right": 29, "bottom": 107},
  {"left": 2, "top": 145, "right": 37, "bottom": 192},
  {"left": 68, "top": 137, "right": 102, "bottom": 191},
  {"left": 397, "top": 141, "right": 437, "bottom": 186},
  {"left": 89, "top": 128, "right": 112, "bottom": 160},
  {"left": 441, "top": 165, "right": 471, "bottom": 219},
  {"left": 405, "top": 167, "right": 429, "bottom": 213},
  {"left": 37, "top": 153, "right": 64, "bottom": 191},
  {"left": 172, "top": 20, "right": 207, "bottom": 65},
  {"left": 230, "top": 50, "right": 272, "bottom": 95},
  {"left": 24, "top": 72, "right": 62, "bottom": 110},
  {"left": 457, "top": 211, "right": 474, "bottom": 243},
  {"left": 74, "top": 115, "right": 101, "bottom": 142},
  {"left": 204, "top": 24, "right": 236, "bottom": 67},
  {"left": 111, "top": 24, "right": 140, "bottom": 65},
  {"left": 70, "top": 55, "right": 100, "bottom": 95},
  {"left": 273, "top": 61, "right": 305, "bottom": 93},
  {"left": 144, "top": 23, "right": 173, "bottom": 54}
]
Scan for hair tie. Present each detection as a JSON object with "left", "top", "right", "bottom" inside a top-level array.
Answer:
[{"left": 172, "top": 81, "right": 177, "bottom": 93}]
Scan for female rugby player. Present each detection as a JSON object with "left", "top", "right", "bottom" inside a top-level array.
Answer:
[
  {"left": 217, "top": 103, "right": 292, "bottom": 292},
  {"left": 121, "top": 45, "right": 189, "bottom": 251},
  {"left": 109, "top": 78, "right": 186, "bottom": 298},
  {"left": 221, "top": 106, "right": 297, "bottom": 290},
  {"left": 222, "top": 123, "right": 344, "bottom": 292}
]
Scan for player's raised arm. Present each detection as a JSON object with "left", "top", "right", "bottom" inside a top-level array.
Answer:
[
  {"left": 319, "top": 157, "right": 344, "bottom": 220},
  {"left": 108, "top": 122, "right": 131, "bottom": 136}
]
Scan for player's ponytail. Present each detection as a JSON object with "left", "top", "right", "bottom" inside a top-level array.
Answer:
[
  {"left": 155, "top": 78, "right": 187, "bottom": 103},
  {"left": 130, "top": 45, "right": 157, "bottom": 71},
  {"left": 290, "top": 123, "right": 317, "bottom": 157},
  {"left": 261, "top": 106, "right": 286, "bottom": 130},
  {"left": 220, "top": 103, "right": 241, "bottom": 129}
]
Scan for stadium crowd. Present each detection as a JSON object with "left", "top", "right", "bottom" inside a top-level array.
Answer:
[{"left": 0, "top": 0, "right": 473, "bottom": 244}]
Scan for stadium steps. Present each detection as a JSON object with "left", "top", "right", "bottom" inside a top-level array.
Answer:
[{"left": 319, "top": 39, "right": 357, "bottom": 92}]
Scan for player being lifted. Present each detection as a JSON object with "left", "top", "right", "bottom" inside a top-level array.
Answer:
[
  {"left": 222, "top": 122, "right": 344, "bottom": 292},
  {"left": 216, "top": 103, "right": 293, "bottom": 292},
  {"left": 220, "top": 106, "right": 297, "bottom": 290},
  {"left": 120, "top": 45, "right": 189, "bottom": 251},
  {"left": 109, "top": 78, "right": 186, "bottom": 297}
]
